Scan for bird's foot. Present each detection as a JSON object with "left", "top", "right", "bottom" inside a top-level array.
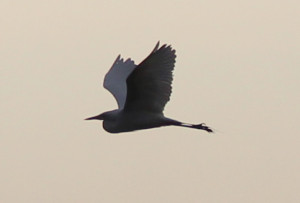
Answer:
[{"left": 193, "top": 123, "right": 213, "bottom": 133}]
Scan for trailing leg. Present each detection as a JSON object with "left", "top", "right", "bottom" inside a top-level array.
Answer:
[
  {"left": 166, "top": 118, "right": 213, "bottom": 133},
  {"left": 180, "top": 123, "right": 213, "bottom": 132}
]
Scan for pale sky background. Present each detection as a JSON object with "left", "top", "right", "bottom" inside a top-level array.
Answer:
[{"left": 1, "top": 0, "right": 300, "bottom": 202}]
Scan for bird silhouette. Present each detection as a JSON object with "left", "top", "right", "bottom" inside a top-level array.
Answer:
[{"left": 86, "top": 42, "right": 213, "bottom": 133}]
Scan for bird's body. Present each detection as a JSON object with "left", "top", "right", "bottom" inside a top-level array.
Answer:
[
  {"left": 86, "top": 42, "right": 213, "bottom": 133},
  {"left": 98, "top": 110, "right": 176, "bottom": 133}
]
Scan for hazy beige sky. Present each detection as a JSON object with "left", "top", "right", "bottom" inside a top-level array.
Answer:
[{"left": 1, "top": 0, "right": 300, "bottom": 202}]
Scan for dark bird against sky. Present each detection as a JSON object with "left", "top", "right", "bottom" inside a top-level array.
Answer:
[{"left": 86, "top": 42, "right": 213, "bottom": 133}]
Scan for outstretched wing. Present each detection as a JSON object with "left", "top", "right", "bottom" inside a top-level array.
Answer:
[
  {"left": 103, "top": 55, "right": 136, "bottom": 109},
  {"left": 124, "top": 42, "right": 176, "bottom": 113}
]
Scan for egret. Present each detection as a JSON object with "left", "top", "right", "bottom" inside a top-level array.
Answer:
[{"left": 86, "top": 42, "right": 213, "bottom": 133}]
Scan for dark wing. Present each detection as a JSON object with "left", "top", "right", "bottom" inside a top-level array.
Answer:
[
  {"left": 124, "top": 42, "right": 176, "bottom": 113},
  {"left": 103, "top": 55, "right": 136, "bottom": 109}
]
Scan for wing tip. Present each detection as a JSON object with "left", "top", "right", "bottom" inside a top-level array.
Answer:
[
  {"left": 151, "top": 41, "right": 160, "bottom": 53},
  {"left": 151, "top": 41, "right": 176, "bottom": 56},
  {"left": 113, "top": 54, "right": 136, "bottom": 66}
]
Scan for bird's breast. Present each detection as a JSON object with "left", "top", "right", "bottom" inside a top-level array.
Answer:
[{"left": 102, "top": 120, "right": 120, "bottom": 133}]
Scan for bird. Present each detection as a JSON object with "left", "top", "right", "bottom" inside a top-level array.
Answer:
[{"left": 86, "top": 42, "right": 213, "bottom": 133}]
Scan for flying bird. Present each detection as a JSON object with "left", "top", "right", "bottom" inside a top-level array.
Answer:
[{"left": 86, "top": 42, "right": 213, "bottom": 133}]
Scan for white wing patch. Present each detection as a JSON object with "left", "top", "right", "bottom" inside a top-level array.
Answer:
[{"left": 103, "top": 55, "right": 136, "bottom": 109}]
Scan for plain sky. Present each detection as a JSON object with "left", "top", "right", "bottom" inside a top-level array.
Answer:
[{"left": 1, "top": 0, "right": 300, "bottom": 202}]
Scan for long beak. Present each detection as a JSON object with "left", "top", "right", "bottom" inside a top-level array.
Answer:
[
  {"left": 85, "top": 116, "right": 98, "bottom": 120},
  {"left": 85, "top": 114, "right": 104, "bottom": 120}
]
